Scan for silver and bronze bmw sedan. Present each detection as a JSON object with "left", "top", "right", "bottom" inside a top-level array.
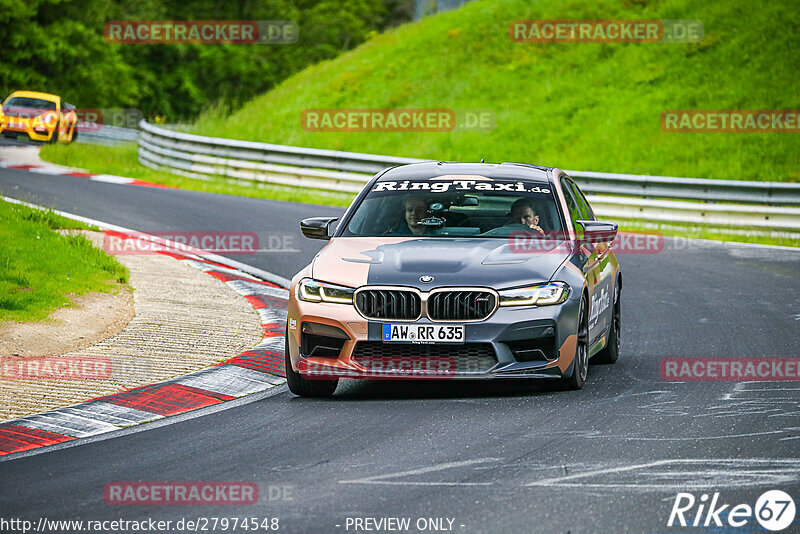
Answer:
[{"left": 285, "top": 162, "right": 622, "bottom": 396}]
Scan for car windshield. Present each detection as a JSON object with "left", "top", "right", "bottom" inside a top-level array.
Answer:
[
  {"left": 342, "top": 176, "right": 564, "bottom": 238},
  {"left": 3, "top": 97, "right": 57, "bottom": 110}
]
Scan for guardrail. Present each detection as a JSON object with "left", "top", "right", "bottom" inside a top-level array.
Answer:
[
  {"left": 77, "top": 124, "right": 139, "bottom": 145},
  {"left": 138, "top": 121, "right": 800, "bottom": 233}
]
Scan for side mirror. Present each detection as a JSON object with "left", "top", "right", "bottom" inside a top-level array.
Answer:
[
  {"left": 300, "top": 217, "right": 339, "bottom": 240},
  {"left": 576, "top": 220, "right": 618, "bottom": 243}
]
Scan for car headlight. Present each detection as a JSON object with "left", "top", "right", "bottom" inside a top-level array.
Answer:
[
  {"left": 298, "top": 279, "right": 354, "bottom": 304},
  {"left": 498, "top": 282, "right": 570, "bottom": 307},
  {"left": 37, "top": 112, "right": 57, "bottom": 125}
]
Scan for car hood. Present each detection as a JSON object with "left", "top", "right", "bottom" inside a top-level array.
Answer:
[{"left": 311, "top": 237, "right": 571, "bottom": 290}]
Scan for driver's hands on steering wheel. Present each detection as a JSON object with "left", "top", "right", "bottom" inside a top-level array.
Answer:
[
  {"left": 504, "top": 221, "right": 545, "bottom": 235},
  {"left": 527, "top": 224, "right": 545, "bottom": 235}
]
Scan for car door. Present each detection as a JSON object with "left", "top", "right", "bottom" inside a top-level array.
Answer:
[{"left": 560, "top": 175, "right": 611, "bottom": 344}]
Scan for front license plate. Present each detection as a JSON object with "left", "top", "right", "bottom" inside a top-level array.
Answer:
[{"left": 382, "top": 324, "right": 464, "bottom": 344}]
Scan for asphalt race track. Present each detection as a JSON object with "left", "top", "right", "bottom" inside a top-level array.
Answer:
[{"left": 1, "top": 168, "right": 799, "bottom": 533}]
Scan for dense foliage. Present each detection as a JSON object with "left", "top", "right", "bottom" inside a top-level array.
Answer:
[{"left": 0, "top": 0, "right": 413, "bottom": 119}]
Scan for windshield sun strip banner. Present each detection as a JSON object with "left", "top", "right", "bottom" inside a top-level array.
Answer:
[{"left": 372, "top": 179, "right": 552, "bottom": 194}]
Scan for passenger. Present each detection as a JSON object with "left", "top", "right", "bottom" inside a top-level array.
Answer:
[{"left": 509, "top": 198, "right": 545, "bottom": 235}]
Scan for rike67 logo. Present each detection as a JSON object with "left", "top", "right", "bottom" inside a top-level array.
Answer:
[{"left": 668, "top": 490, "right": 796, "bottom": 531}]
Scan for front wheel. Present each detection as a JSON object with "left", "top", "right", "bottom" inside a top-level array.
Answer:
[
  {"left": 50, "top": 123, "right": 59, "bottom": 144},
  {"left": 559, "top": 294, "right": 589, "bottom": 390},
  {"left": 285, "top": 328, "right": 338, "bottom": 397}
]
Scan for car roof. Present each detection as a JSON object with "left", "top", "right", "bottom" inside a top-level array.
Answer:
[
  {"left": 5, "top": 91, "right": 61, "bottom": 104},
  {"left": 377, "top": 161, "right": 553, "bottom": 184}
]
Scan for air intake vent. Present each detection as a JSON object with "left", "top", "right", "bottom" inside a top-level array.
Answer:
[
  {"left": 355, "top": 289, "right": 421, "bottom": 320},
  {"left": 428, "top": 291, "right": 496, "bottom": 321},
  {"left": 352, "top": 342, "right": 497, "bottom": 373},
  {"left": 301, "top": 322, "right": 349, "bottom": 359},
  {"left": 506, "top": 337, "right": 557, "bottom": 362}
]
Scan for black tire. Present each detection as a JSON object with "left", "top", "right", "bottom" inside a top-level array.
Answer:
[
  {"left": 593, "top": 281, "right": 620, "bottom": 364},
  {"left": 559, "top": 294, "right": 589, "bottom": 390},
  {"left": 285, "top": 328, "right": 338, "bottom": 397},
  {"left": 68, "top": 124, "right": 78, "bottom": 144},
  {"left": 50, "top": 123, "right": 59, "bottom": 144}
]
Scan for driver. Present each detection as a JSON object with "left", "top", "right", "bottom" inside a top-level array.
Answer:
[
  {"left": 384, "top": 195, "right": 432, "bottom": 236},
  {"left": 509, "top": 198, "right": 545, "bottom": 235},
  {"left": 404, "top": 195, "right": 431, "bottom": 236}
]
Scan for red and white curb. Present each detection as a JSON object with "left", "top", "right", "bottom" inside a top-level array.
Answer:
[
  {"left": 0, "top": 207, "right": 290, "bottom": 457},
  {"left": 0, "top": 157, "right": 175, "bottom": 189}
]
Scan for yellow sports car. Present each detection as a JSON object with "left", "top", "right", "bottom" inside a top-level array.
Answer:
[{"left": 0, "top": 91, "right": 78, "bottom": 143}]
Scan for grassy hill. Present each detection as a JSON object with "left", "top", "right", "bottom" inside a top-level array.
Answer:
[{"left": 189, "top": 0, "right": 799, "bottom": 181}]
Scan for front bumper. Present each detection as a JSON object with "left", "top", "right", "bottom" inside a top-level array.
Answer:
[
  {"left": 287, "top": 295, "right": 581, "bottom": 380},
  {"left": 0, "top": 118, "right": 55, "bottom": 141}
]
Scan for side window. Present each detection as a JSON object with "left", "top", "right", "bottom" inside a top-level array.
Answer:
[
  {"left": 569, "top": 179, "right": 595, "bottom": 221},
  {"left": 560, "top": 177, "right": 582, "bottom": 233},
  {"left": 562, "top": 178, "right": 592, "bottom": 222}
]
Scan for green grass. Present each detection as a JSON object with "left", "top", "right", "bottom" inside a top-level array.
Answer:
[
  {"left": 188, "top": 0, "right": 799, "bottom": 181},
  {"left": 0, "top": 199, "right": 130, "bottom": 324},
  {"left": 40, "top": 143, "right": 355, "bottom": 207}
]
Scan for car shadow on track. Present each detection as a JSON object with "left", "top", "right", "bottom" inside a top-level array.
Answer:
[
  {"left": 0, "top": 136, "right": 44, "bottom": 147},
  {"left": 287, "top": 361, "right": 625, "bottom": 401},
  {"left": 321, "top": 378, "right": 571, "bottom": 400}
]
